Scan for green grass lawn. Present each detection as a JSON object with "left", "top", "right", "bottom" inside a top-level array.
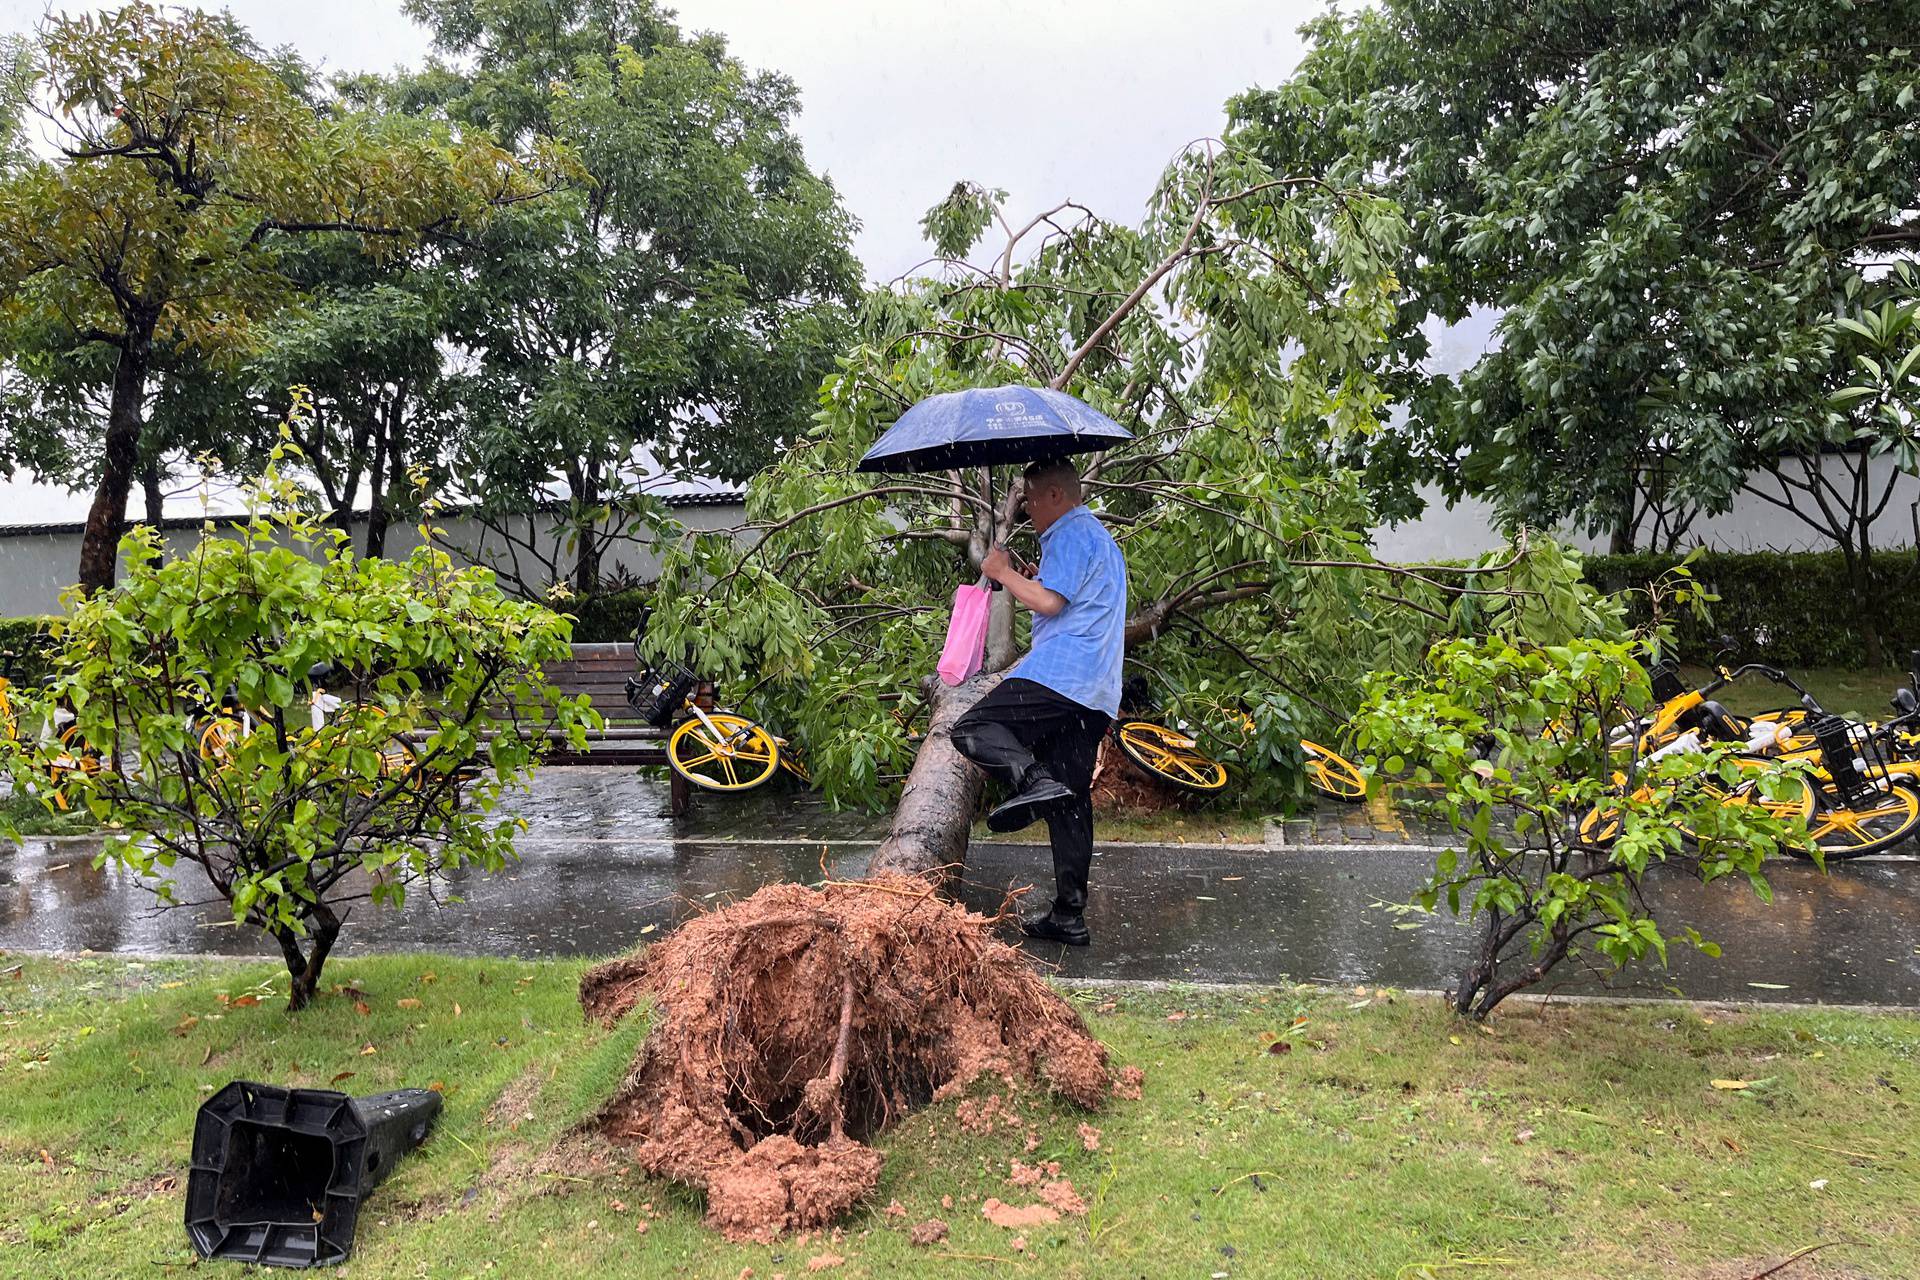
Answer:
[
  {"left": 1686, "top": 666, "right": 1905, "bottom": 722},
  {"left": 4, "top": 954, "right": 1915, "bottom": 1278}
]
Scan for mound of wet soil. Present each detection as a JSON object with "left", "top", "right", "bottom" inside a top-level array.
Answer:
[{"left": 579, "top": 875, "right": 1117, "bottom": 1241}]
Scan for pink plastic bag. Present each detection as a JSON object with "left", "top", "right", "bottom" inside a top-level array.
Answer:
[{"left": 937, "top": 583, "right": 992, "bottom": 686}]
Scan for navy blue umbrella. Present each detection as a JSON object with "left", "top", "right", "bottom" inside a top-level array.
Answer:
[{"left": 856, "top": 385, "right": 1131, "bottom": 474}]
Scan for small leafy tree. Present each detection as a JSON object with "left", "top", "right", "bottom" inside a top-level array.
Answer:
[
  {"left": 0, "top": 4, "right": 536, "bottom": 594},
  {"left": 398, "top": 0, "right": 861, "bottom": 596},
  {"left": 1354, "top": 636, "right": 1806, "bottom": 1018},
  {"left": 2, "top": 431, "right": 595, "bottom": 1009}
]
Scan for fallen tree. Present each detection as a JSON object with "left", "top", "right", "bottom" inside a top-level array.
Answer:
[
  {"left": 576, "top": 146, "right": 1640, "bottom": 1239},
  {"left": 643, "top": 144, "right": 1619, "bottom": 878}
]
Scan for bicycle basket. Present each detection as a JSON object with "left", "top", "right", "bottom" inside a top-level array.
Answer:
[
  {"left": 1809, "top": 714, "right": 1892, "bottom": 803},
  {"left": 1649, "top": 661, "right": 1686, "bottom": 704},
  {"left": 625, "top": 664, "right": 698, "bottom": 727}
]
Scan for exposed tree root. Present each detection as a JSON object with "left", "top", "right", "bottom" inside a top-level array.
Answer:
[{"left": 579, "top": 875, "right": 1119, "bottom": 1241}]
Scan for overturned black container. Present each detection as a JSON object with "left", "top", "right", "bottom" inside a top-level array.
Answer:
[{"left": 185, "top": 1081, "right": 442, "bottom": 1268}]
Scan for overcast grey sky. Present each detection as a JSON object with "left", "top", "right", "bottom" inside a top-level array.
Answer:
[
  {"left": 2, "top": 0, "right": 1324, "bottom": 280},
  {"left": 0, "top": 0, "right": 1334, "bottom": 518}
]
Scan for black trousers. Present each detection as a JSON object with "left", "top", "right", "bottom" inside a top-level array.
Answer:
[{"left": 950, "top": 677, "right": 1110, "bottom": 915}]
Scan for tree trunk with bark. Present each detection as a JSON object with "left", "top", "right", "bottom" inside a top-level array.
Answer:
[
  {"left": 869, "top": 674, "right": 1000, "bottom": 878},
  {"left": 142, "top": 462, "right": 164, "bottom": 528},
  {"left": 273, "top": 902, "right": 341, "bottom": 1012},
  {"left": 364, "top": 394, "right": 403, "bottom": 559},
  {"left": 1851, "top": 538, "right": 1885, "bottom": 669},
  {"left": 569, "top": 461, "right": 603, "bottom": 595},
  {"left": 77, "top": 327, "right": 154, "bottom": 595}
]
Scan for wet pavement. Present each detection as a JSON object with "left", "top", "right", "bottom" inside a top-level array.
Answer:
[{"left": 4, "top": 768, "right": 1919, "bottom": 1007}]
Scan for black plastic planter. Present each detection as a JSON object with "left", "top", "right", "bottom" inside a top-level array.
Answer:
[{"left": 185, "top": 1081, "right": 442, "bottom": 1268}]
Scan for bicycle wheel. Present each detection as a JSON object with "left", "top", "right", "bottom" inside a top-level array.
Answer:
[
  {"left": 1698, "top": 772, "right": 1816, "bottom": 830},
  {"left": 47, "top": 726, "right": 103, "bottom": 810},
  {"left": 198, "top": 714, "right": 243, "bottom": 766},
  {"left": 1301, "top": 739, "right": 1366, "bottom": 802},
  {"left": 1578, "top": 801, "right": 1626, "bottom": 848},
  {"left": 1585, "top": 770, "right": 1816, "bottom": 849},
  {"left": 776, "top": 740, "right": 812, "bottom": 786},
  {"left": 340, "top": 704, "right": 420, "bottom": 782},
  {"left": 669, "top": 713, "right": 781, "bottom": 791},
  {"left": 1802, "top": 780, "right": 1920, "bottom": 860},
  {"left": 1115, "top": 721, "right": 1228, "bottom": 794},
  {"left": 55, "top": 724, "right": 102, "bottom": 775}
]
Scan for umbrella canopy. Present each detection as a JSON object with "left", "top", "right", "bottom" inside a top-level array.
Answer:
[{"left": 856, "top": 385, "right": 1132, "bottom": 474}]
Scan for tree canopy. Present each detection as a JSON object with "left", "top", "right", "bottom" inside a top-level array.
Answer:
[
  {"left": 394, "top": 0, "right": 862, "bottom": 594},
  {"left": 0, "top": 3, "right": 537, "bottom": 593},
  {"left": 1232, "top": 0, "right": 1920, "bottom": 564}
]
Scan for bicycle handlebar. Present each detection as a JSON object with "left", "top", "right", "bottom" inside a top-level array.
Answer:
[{"left": 1696, "top": 662, "right": 1815, "bottom": 706}]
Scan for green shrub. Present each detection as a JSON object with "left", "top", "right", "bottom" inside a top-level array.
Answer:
[
  {"left": 1584, "top": 550, "right": 1920, "bottom": 668},
  {"left": 566, "top": 587, "right": 650, "bottom": 644},
  {"left": 0, "top": 616, "right": 56, "bottom": 682},
  {"left": 2, "top": 444, "right": 598, "bottom": 1012},
  {"left": 1355, "top": 636, "right": 1805, "bottom": 1018}
]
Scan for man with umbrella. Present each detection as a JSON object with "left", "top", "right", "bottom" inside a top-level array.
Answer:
[
  {"left": 953, "top": 456, "right": 1126, "bottom": 947},
  {"left": 858, "top": 386, "right": 1131, "bottom": 947}
]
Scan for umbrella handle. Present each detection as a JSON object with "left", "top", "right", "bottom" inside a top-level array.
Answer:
[{"left": 981, "top": 546, "right": 1031, "bottom": 592}]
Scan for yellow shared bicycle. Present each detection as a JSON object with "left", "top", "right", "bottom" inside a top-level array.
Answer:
[
  {"left": 1585, "top": 662, "right": 1920, "bottom": 860},
  {"left": 665, "top": 697, "right": 811, "bottom": 792},
  {"left": 1113, "top": 695, "right": 1361, "bottom": 802},
  {"left": 2, "top": 649, "right": 103, "bottom": 809}
]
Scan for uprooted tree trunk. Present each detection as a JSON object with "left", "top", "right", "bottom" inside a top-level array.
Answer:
[
  {"left": 271, "top": 902, "right": 342, "bottom": 1012},
  {"left": 869, "top": 674, "right": 999, "bottom": 878},
  {"left": 578, "top": 876, "right": 1131, "bottom": 1241}
]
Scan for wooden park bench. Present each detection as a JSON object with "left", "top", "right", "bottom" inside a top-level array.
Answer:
[{"left": 408, "top": 641, "right": 709, "bottom": 817}]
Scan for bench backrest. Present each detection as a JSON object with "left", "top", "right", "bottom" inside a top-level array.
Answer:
[
  {"left": 541, "top": 642, "right": 642, "bottom": 722},
  {"left": 529, "top": 643, "right": 712, "bottom": 726}
]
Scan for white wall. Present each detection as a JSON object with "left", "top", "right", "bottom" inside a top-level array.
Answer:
[
  {"left": 0, "top": 503, "right": 746, "bottom": 617},
  {"left": 1371, "top": 455, "right": 1920, "bottom": 561}
]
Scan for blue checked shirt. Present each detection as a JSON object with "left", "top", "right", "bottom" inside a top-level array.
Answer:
[{"left": 1009, "top": 504, "right": 1128, "bottom": 717}]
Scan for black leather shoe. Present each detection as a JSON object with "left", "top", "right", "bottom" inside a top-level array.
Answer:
[
  {"left": 1022, "top": 909, "right": 1091, "bottom": 947},
  {"left": 987, "top": 776, "right": 1074, "bottom": 832}
]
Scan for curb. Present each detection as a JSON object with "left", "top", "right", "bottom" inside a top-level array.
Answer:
[
  {"left": 1053, "top": 977, "right": 1920, "bottom": 1015},
  {"left": 5, "top": 949, "right": 1914, "bottom": 1014}
]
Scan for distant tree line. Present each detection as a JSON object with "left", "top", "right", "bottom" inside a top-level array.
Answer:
[
  {"left": 4, "top": 0, "right": 1918, "bottom": 666},
  {"left": 1235, "top": 0, "right": 1920, "bottom": 660},
  {"left": 0, "top": 0, "right": 859, "bottom": 597}
]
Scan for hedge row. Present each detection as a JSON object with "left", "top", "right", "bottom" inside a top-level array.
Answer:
[
  {"left": 563, "top": 587, "right": 650, "bottom": 645},
  {"left": 0, "top": 615, "right": 55, "bottom": 682},
  {"left": 1584, "top": 550, "right": 1920, "bottom": 669}
]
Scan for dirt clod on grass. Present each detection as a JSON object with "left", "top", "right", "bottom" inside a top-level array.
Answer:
[
  {"left": 983, "top": 1198, "right": 1059, "bottom": 1228},
  {"left": 579, "top": 875, "right": 1120, "bottom": 1242}
]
